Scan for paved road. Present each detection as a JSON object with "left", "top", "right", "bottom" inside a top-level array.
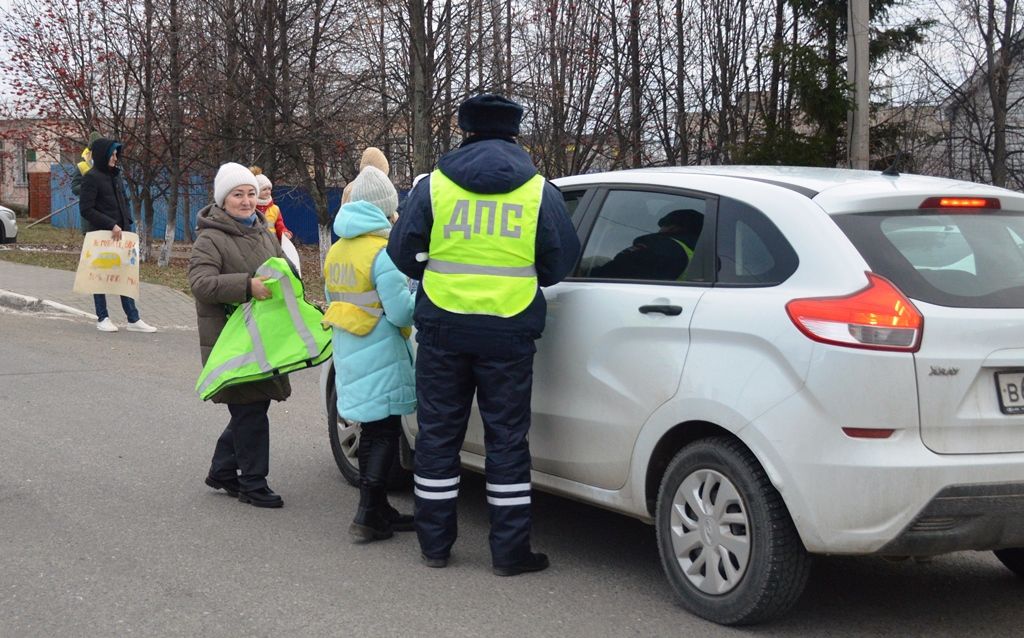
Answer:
[{"left": 1, "top": 309, "right": 1022, "bottom": 637}]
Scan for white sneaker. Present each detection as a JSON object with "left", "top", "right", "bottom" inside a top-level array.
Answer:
[
  {"left": 97, "top": 318, "right": 119, "bottom": 332},
  {"left": 126, "top": 319, "right": 157, "bottom": 333}
]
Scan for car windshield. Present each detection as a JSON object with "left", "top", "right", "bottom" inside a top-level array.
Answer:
[{"left": 834, "top": 210, "right": 1024, "bottom": 308}]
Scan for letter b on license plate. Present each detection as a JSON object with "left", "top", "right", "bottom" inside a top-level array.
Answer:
[{"left": 996, "top": 371, "right": 1024, "bottom": 414}]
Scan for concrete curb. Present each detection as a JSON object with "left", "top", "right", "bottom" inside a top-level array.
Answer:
[{"left": 0, "top": 288, "right": 96, "bottom": 319}]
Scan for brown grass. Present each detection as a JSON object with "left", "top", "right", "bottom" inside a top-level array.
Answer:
[
  {"left": 15, "top": 222, "right": 83, "bottom": 248},
  {"left": 0, "top": 250, "right": 80, "bottom": 272},
  {"left": 1, "top": 220, "right": 325, "bottom": 305}
]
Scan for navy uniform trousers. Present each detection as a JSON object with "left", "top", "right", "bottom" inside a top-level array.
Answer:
[{"left": 413, "top": 326, "right": 536, "bottom": 567}]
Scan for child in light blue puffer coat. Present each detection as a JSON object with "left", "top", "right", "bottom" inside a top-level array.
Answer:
[{"left": 323, "top": 165, "right": 415, "bottom": 542}]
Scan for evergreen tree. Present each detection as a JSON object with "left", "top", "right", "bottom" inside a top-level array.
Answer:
[{"left": 740, "top": 0, "right": 931, "bottom": 166}]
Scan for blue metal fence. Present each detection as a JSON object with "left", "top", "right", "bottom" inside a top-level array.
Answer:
[
  {"left": 49, "top": 163, "right": 329, "bottom": 245},
  {"left": 271, "top": 184, "right": 344, "bottom": 244}
]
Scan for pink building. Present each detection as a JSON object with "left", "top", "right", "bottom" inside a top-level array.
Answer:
[{"left": 0, "top": 119, "right": 79, "bottom": 217}]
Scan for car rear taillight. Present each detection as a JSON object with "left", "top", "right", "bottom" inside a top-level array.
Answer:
[{"left": 786, "top": 273, "right": 922, "bottom": 352}]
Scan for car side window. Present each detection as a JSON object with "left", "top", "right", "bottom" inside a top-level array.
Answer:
[
  {"left": 560, "top": 189, "right": 588, "bottom": 227},
  {"left": 577, "top": 189, "right": 710, "bottom": 283},
  {"left": 716, "top": 198, "right": 798, "bottom": 286}
]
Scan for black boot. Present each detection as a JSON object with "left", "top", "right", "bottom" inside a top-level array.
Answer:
[
  {"left": 493, "top": 552, "right": 550, "bottom": 577},
  {"left": 383, "top": 502, "right": 415, "bottom": 532},
  {"left": 349, "top": 429, "right": 393, "bottom": 542},
  {"left": 205, "top": 475, "right": 240, "bottom": 497},
  {"left": 373, "top": 426, "right": 414, "bottom": 531},
  {"left": 239, "top": 486, "right": 284, "bottom": 508},
  {"left": 350, "top": 486, "right": 394, "bottom": 541},
  {"left": 354, "top": 417, "right": 413, "bottom": 536}
]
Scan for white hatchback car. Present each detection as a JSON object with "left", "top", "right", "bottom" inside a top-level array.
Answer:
[
  {"left": 321, "top": 166, "right": 1024, "bottom": 624},
  {"left": 0, "top": 205, "right": 17, "bottom": 244}
]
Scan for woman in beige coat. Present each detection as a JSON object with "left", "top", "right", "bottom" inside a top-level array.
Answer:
[{"left": 188, "top": 163, "right": 290, "bottom": 508}]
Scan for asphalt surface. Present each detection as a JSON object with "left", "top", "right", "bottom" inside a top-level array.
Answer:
[{"left": 2, "top": 308, "right": 1023, "bottom": 637}]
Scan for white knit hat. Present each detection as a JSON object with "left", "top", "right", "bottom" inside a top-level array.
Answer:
[
  {"left": 254, "top": 173, "right": 272, "bottom": 192},
  {"left": 350, "top": 165, "right": 398, "bottom": 217},
  {"left": 214, "top": 163, "right": 260, "bottom": 207}
]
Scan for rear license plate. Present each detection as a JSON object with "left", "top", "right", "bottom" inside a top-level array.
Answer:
[{"left": 996, "top": 371, "right": 1024, "bottom": 414}]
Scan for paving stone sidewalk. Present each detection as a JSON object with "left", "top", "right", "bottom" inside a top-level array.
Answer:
[{"left": 0, "top": 260, "right": 196, "bottom": 330}]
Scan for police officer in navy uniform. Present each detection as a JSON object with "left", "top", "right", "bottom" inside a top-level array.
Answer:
[{"left": 387, "top": 94, "right": 580, "bottom": 575}]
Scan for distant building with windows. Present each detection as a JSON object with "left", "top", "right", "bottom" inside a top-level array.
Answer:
[
  {"left": 942, "top": 42, "right": 1024, "bottom": 190},
  {"left": 0, "top": 119, "right": 79, "bottom": 217}
]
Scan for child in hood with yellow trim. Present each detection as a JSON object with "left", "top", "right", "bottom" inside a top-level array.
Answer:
[
  {"left": 250, "top": 166, "right": 292, "bottom": 241},
  {"left": 323, "top": 164, "right": 415, "bottom": 542}
]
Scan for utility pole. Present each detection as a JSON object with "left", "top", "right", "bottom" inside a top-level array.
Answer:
[{"left": 847, "top": 0, "right": 870, "bottom": 169}]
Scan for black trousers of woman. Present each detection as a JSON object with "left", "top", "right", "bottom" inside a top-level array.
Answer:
[{"left": 209, "top": 400, "right": 271, "bottom": 492}]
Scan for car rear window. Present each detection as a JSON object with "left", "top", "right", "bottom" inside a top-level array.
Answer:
[{"left": 834, "top": 211, "right": 1024, "bottom": 308}]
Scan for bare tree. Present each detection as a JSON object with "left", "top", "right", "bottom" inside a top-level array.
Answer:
[
  {"left": 408, "top": 0, "right": 433, "bottom": 175},
  {"left": 915, "top": 0, "right": 1024, "bottom": 188},
  {"left": 12, "top": 0, "right": 988, "bottom": 280}
]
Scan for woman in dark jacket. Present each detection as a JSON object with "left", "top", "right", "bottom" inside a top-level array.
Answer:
[
  {"left": 188, "top": 163, "right": 291, "bottom": 508},
  {"left": 78, "top": 137, "right": 156, "bottom": 333}
]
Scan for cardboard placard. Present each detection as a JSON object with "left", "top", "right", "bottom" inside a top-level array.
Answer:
[{"left": 72, "top": 231, "right": 141, "bottom": 300}]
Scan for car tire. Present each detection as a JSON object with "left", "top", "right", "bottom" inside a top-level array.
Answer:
[
  {"left": 326, "top": 378, "right": 412, "bottom": 490},
  {"left": 327, "top": 381, "right": 361, "bottom": 487},
  {"left": 655, "top": 436, "right": 811, "bottom": 625},
  {"left": 994, "top": 548, "right": 1024, "bottom": 577}
]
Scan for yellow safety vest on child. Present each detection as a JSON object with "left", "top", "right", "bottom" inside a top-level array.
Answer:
[{"left": 322, "top": 233, "right": 411, "bottom": 339}]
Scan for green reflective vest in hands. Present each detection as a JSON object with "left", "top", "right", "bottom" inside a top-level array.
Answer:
[{"left": 195, "top": 257, "right": 332, "bottom": 401}]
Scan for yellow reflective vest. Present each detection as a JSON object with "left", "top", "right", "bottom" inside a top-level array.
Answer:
[
  {"left": 669, "top": 237, "right": 695, "bottom": 281},
  {"left": 321, "top": 233, "right": 405, "bottom": 337},
  {"left": 195, "top": 257, "right": 332, "bottom": 400},
  {"left": 422, "top": 170, "right": 544, "bottom": 317}
]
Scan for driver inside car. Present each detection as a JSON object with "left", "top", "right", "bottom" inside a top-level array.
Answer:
[{"left": 592, "top": 208, "right": 704, "bottom": 281}]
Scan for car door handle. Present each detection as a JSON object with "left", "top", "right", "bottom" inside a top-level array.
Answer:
[{"left": 638, "top": 304, "right": 683, "bottom": 316}]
